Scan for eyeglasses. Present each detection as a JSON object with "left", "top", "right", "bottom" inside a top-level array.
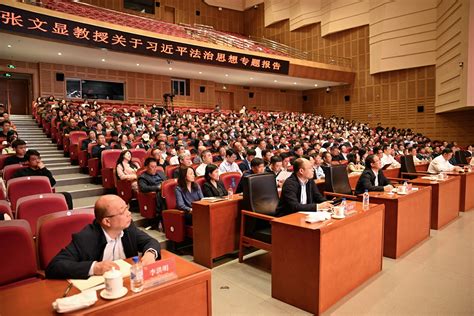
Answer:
[{"left": 105, "top": 205, "right": 129, "bottom": 218}]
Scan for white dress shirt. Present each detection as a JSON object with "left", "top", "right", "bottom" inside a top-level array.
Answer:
[
  {"left": 88, "top": 229, "right": 125, "bottom": 276},
  {"left": 428, "top": 155, "right": 455, "bottom": 174},
  {"left": 195, "top": 163, "right": 208, "bottom": 177},
  {"left": 381, "top": 153, "right": 401, "bottom": 168},
  {"left": 372, "top": 169, "right": 379, "bottom": 186},
  {"left": 218, "top": 161, "right": 242, "bottom": 175},
  {"left": 298, "top": 178, "right": 308, "bottom": 205},
  {"left": 255, "top": 147, "right": 263, "bottom": 158}
]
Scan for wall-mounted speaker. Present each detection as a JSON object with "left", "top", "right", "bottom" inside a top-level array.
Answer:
[
  {"left": 199, "top": 86, "right": 205, "bottom": 93},
  {"left": 196, "top": 10, "right": 200, "bottom": 16},
  {"left": 155, "top": 2, "right": 160, "bottom": 7},
  {"left": 344, "top": 95, "right": 350, "bottom": 102},
  {"left": 56, "top": 73, "right": 64, "bottom": 81},
  {"left": 417, "top": 105, "right": 424, "bottom": 113},
  {"left": 303, "top": 95, "right": 308, "bottom": 101},
  {"left": 249, "top": 92, "right": 254, "bottom": 98}
]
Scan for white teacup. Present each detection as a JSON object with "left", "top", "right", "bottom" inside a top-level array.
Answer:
[
  {"left": 103, "top": 268, "right": 123, "bottom": 297},
  {"left": 437, "top": 173, "right": 444, "bottom": 180},
  {"left": 398, "top": 186, "right": 407, "bottom": 194},
  {"left": 333, "top": 205, "right": 345, "bottom": 217}
]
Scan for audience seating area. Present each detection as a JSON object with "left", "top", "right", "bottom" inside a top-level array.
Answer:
[{"left": 40, "top": 0, "right": 286, "bottom": 57}]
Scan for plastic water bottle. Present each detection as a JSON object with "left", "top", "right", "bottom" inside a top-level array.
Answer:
[
  {"left": 363, "top": 190, "right": 370, "bottom": 210},
  {"left": 228, "top": 178, "right": 235, "bottom": 199},
  {"left": 341, "top": 198, "right": 347, "bottom": 215},
  {"left": 130, "top": 256, "right": 144, "bottom": 293}
]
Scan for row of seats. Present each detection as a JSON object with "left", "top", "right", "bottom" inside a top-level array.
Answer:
[
  {"left": 40, "top": 0, "right": 285, "bottom": 56},
  {"left": 0, "top": 209, "right": 94, "bottom": 289}
]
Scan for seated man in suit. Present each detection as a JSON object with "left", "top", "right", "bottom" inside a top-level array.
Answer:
[
  {"left": 355, "top": 154, "right": 394, "bottom": 194},
  {"left": 239, "top": 149, "right": 255, "bottom": 172},
  {"left": 138, "top": 157, "right": 167, "bottom": 217},
  {"left": 276, "top": 158, "right": 332, "bottom": 217},
  {"left": 45, "top": 194, "right": 161, "bottom": 279},
  {"left": 235, "top": 157, "right": 265, "bottom": 193}
]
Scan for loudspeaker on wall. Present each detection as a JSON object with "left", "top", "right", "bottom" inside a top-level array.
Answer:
[
  {"left": 249, "top": 92, "right": 254, "bottom": 98},
  {"left": 199, "top": 86, "right": 205, "bottom": 93},
  {"left": 56, "top": 73, "right": 64, "bottom": 81},
  {"left": 344, "top": 95, "right": 350, "bottom": 102}
]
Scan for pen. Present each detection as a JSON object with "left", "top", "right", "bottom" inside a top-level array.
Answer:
[{"left": 63, "top": 283, "right": 73, "bottom": 297}]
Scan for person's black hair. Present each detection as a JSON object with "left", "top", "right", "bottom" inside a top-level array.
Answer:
[
  {"left": 144, "top": 157, "right": 157, "bottom": 166},
  {"left": 250, "top": 157, "right": 264, "bottom": 168},
  {"left": 25, "top": 149, "right": 40, "bottom": 161},
  {"left": 365, "top": 154, "right": 377, "bottom": 168},
  {"left": 12, "top": 139, "right": 26, "bottom": 148},
  {"left": 442, "top": 148, "right": 453, "bottom": 155},
  {"left": 246, "top": 148, "right": 256, "bottom": 157},
  {"left": 270, "top": 155, "right": 282, "bottom": 165},
  {"left": 225, "top": 149, "right": 235, "bottom": 157},
  {"left": 347, "top": 152, "right": 357, "bottom": 164},
  {"left": 204, "top": 164, "right": 218, "bottom": 182}
]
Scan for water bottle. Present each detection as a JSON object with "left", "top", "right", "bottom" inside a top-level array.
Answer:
[
  {"left": 341, "top": 198, "right": 347, "bottom": 215},
  {"left": 228, "top": 178, "right": 235, "bottom": 199},
  {"left": 363, "top": 190, "right": 370, "bottom": 210},
  {"left": 130, "top": 256, "right": 144, "bottom": 293}
]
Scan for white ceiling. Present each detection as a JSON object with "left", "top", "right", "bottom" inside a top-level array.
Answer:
[{"left": 0, "top": 32, "right": 345, "bottom": 91}]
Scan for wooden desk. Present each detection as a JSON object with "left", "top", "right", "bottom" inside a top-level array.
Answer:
[
  {"left": 383, "top": 167, "right": 401, "bottom": 178},
  {"left": 415, "top": 163, "right": 429, "bottom": 172},
  {"left": 366, "top": 186, "right": 432, "bottom": 258},
  {"left": 0, "top": 251, "right": 212, "bottom": 316},
  {"left": 272, "top": 202, "right": 384, "bottom": 315},
  {"left": 410, "top": 176, "right": 461, "bottom": 229},
  {"left": 192, "top": 195, "right": 242, "bottom": 268},
  {"left": 445, "top": 171, "right": 474, "bottom": 212}
]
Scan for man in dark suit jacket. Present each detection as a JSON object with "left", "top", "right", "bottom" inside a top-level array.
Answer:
[
  {"left": 239, "top": 149, "right": 255, "bottom": 172},
  {"left": 355, "top": 154, "right": 394, "bottom": 195},
  {"left": 276, "top": 158, "right": 332, "bottom": 217},
  {"left": 236, "top": 157, "right": 265, "bottom": 193},
  {"left": 46, "top": 195, "right": 161, "bottom": 279}
]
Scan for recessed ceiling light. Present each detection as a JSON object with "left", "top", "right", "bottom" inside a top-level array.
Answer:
[
  {"left": 198, "top": 71, "right": 202, "bottom": 74},
  {"left": 101, "top": 58, "right": 106, "bottom": 62},
  {"left": 293, "top": 82, "right": 297, "bottom": 85},
  {"left": 314, "top": 84, "right": 318, "bottom": 87},
  {"left": 136, "top": 63, "right": 140, "bottom": 66},
  {"left": 274, "top": 80, "right": 278, "bottom": 83},
  {"left": 250, "top": 77, "right": 253, "bottom": 80},
  {"left": 57, "top": 52, "right": 62, "bottom": 56},
  {"left": 7, "top": 44, "right": 12, "bottom": 48},
  {"left": 225, "top": 74, "right": 229, "bottom": 77},
  {"left": 168, "top": 67, "right": 172, "bottom": 70}
]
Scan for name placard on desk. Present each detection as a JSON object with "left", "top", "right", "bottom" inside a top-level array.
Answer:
[{"left": 143, "top": 258, "right": 177, "bottom": 289}]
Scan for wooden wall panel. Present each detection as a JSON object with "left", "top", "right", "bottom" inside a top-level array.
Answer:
[{"left": 244, "top": 6, "right": 474, "bottom": 145}]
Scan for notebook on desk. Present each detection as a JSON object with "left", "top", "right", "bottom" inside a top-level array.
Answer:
[{"left": 69, "top": 259, "right": 131, "bottom": 292}]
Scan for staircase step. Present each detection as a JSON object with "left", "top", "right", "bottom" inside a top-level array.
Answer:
[
  {"left": 45, "top": 162, "right": 72, "bottom": 168},
  {"left": 49, "top": 165, "right": 80, "bottom": 175},
  {"left": 42, "top": 157, "right": 70, "bottom": 164},
  {"left": 40, "top": 152, "right": 64, "bottom": 157},
  {"left": 55, "top": 173, "right": 93, "bottom": 186},
  {"left": 72, "top": 196, "right": 99, "bottom": 208},
  {"left": 55, "top": 183, "right": 106, "bottom": 199}
]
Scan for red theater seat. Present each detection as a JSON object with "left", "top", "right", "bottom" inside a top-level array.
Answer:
[
  {"left": 7, "top": 176, "right": 53, "bottom": 211},
  {"left": 0, "top": 220, "right": 40, "bottom": 289},
  {"left": 220, "top": 172, "right": 242, "bottom": 191},
  {"left": 130, "top": 148, "right": 147, "bottom": 165},
  {"left": 69, "top": 131, "right": 88, "bottom": 163},
  {"left": 162, "top": 179, "right": 192, "bottom": 243},
  {"left": 101, "top": 149, "right": 122, "bottom": 189},
  {"left": 3, "top": 164, "right": 28, "bottom": 183},
  {"left": 36, "top": 209, "right": 95, "bottom": 270},
  {"left": 16, "top": 193, "right": 69, "bottom": 237},
  {"left": 0, "top": 200, "right": 13, "bottom": 219}
]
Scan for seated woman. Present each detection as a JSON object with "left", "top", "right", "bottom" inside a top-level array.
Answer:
[
  {"left": 346, "top": 152, "right": 364, "bottom": 173},
  {"left": 202, "top": 164, "right": 228, "bottom": 197},
  {"left": 114, "top": 134, "right": 131, "bottom": 151},
  {"left": 175, "top": 166, "right": 203, "bottom": 225},
  {"left": 1, "top": 133, "right": 18, "bottom": 155},
  {"left": 115, "top": 150, "right": 139, "bottom": 192}
]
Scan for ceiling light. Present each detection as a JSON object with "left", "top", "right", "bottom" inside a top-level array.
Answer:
[
  {"left": 314, "top": 84, "right": 318, "bottom": 87},
  {"left": 168, "top": 67, "right": 172, "bottom": 70},
  {"left": 293, "top": 82, "right": 297, "bottom": 85},
  {"left": 57, "top": 52, "right": 62, "bottom": 56},
  {"left": 101, "top": 58, "right": 106, "bottom": 62},
  {"left": 250, "top": 77, "right": 253, "bottom": 80},
  {"left": 136, "top": 63, "right": 140, "bottom": 66},
  {"left": 225, "top": 74, "right": 228, "bottom": 77},
  {"left": 198, "top": 71, "right": 202, "bottom": 74},
  {"left": 7, "top": 44, "right": 12, "bottom": 48},
  {"left": 274, "top": 80, "right": 278, "bottom": 83}
]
